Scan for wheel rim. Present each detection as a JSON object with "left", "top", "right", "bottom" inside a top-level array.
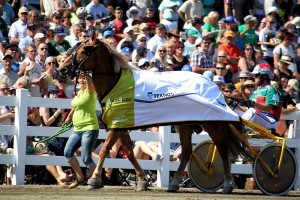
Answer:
[
  {"left": 253, "top": 144, "right": 298, "bottom": 196},
  {"left": 188, "top": 141, "right": 224, "bottom": 192}
]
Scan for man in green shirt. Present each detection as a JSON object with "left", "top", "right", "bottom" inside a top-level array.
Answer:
[
  {"left": 47, "top": 26, "right": 71, "bottom": 57},
  {"left": 238, "top": 15, "right": 258, "bottom": 47}
]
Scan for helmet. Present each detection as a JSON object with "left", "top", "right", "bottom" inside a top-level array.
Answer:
[{"left": 257, "top": 63, "right": 274, "bottom": 80}]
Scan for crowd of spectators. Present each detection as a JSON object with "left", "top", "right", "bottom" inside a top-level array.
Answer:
[{"left": 0, "top": 0, "right": 300, "bottom": 189}]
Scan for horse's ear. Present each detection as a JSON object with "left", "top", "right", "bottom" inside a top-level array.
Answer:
[{"left": 91, "top": 30, "right": 99, "bottom": 41}]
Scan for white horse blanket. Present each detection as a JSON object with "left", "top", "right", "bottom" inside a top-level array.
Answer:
[{"left": 101, "top": 68, "right": 239, "bottom": 129}]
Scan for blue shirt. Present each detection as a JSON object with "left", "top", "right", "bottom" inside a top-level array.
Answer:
[
  {"left": 18, "top": 35, "right": 34, "bottom": 52},
  {"left": 0, "top": 62, "right": 20, "bottom": 73},
  {"left": 2, "top": 3, "right": 15, "bottom": 25},
  {"left": 86, "top": 1, "right": 110, "bottom": 19}
]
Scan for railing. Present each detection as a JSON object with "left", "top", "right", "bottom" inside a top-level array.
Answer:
[{"left": 0, "top": 89, "right": 300, "bottom": 189}]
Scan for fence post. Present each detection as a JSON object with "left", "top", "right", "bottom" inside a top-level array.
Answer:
[
  {"left": 156, "top": 125, "right": 171, "bottom": 187},
  {"left": 12, "top": 89, "right": 28, "bottom": 185}
]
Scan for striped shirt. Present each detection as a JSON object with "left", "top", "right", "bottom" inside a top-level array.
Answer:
[{"left": 190, "top": 48, "right": 214, "bottom": 69}]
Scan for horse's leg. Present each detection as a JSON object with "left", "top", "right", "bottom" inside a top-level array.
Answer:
[
  {"left": 87, "top": 130, "right": 125, "bottom": 190},
  {"left": 119, "top": 132, "right": 148, "bottom": 191},
  {"left": 203, "top": 124, "right": 235, "bottom": 194},
  {"left": 167, "top": 124, "right": 193, "bottom": 192}
]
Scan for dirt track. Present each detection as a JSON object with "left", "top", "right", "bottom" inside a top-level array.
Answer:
[{"left": 1, "top": 185, "right": 300, "bottom": 200}]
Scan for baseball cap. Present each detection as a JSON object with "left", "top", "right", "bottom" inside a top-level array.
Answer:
[
  {"left": 224, "top": 16, "right": 235, "bottom": 23},
  {"left": 136, "top": 46, "right": 147, "bottom": 54},
  {"left": 54, "top": 26, "right": 66, "bottom": 36},
  {"left": 224, "top": 30, "right": 236, "bottom": 38},
  {"left": 48, "top": 85, "right": 59, "bottom": 94},
  {"left": 244, "top": 15, "right": 256, "bottom": 23},
  {"left": 138, "top": 58, "right": 149, "bottom": 68},
  {"left": 155, "top": 23, "right": 165, "bottom": 29},
  {"left": 5, "top": 43, "right": 18, "bottom": 50},
  {"left": 213, "top": 75, "right": 224, "bottom": 84},
  {"left": 2, "top": 54, "right": 13, "bottom": 61},
  {"left": 267, "top": 7, "right": 279, "bottom": 15},
  {"left": 26, "top": 23, "right": 36, "bottom": 29},
  {"left": 137, "top": 34, "right": 147, "bottom": 41},
  {"left": 103, "top": 30, "right": 113, "bottom": 38},
  {"left": 288, "top": 79, "right": 299, "bottom": 91},
  {"left": 121, "top": 47, "right": 132, "bottom": 55},
  {"left": 187, "top": 29, "right": 198, "bottom": 38},
  {"left": 85, "top": 14, "right": 94, "bottom": 20},
  {"left": 18, "top": 7, "right": 28, "bottom": 14},
  {"left": 0, "top": 38, "right": 8, "bottom": 46},
  {"left": 34, "top": 33, "right": 46, "bottom": 39}
]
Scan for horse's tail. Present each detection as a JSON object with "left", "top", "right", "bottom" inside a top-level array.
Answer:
[{"left": 223, "top": 121, "right": 254, "bottom": 162}]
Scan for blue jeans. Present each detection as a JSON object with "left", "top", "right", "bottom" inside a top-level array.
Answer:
[{"left": 64, "top": 130, "right": 99, "bottom": 168}]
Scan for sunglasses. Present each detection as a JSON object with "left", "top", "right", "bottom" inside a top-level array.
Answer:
[
  {"left": 245, "top": 85, "right": 254, "bottom": 89},
  {"left": 55, "top": 16, "right": 62, "bottom": 19},
  {"left": 28, "top": 28, "right": 36, "bottom": 31},
  {"left": 116, "top": 12, "right": 123, "bottom": 14},
  {"left": 239, "top": 77, "right": 248, "bottom": 79},
  {"left": 159, "top": 50, "right": 166, "bottom": 52},
  {"left": 21, "top": 12, "right": 28, "bottom": 15},
  {"left": 86, "top": 18, "right": 94, "bottom": 20},
  {"left": 9, "top": 49, "right": 18, "bottom": 52},
  {"left": 245, "top": 48, "right": 253, "bottom": 51},
  {"left": 0, "top": 87, "right": 9, "bottom": 92},
  {"left": 222, "top": 89, "right": 232, "bottom": 93},
  {"left": 29, "top": 50, "right": 37, "bottom": 53},
  {"left": 47, "top": 61, "right": 56, "bottom": 65},
  {"left": 131, "top": 11, "right": 138, "bottom": 14},
  {"left": 218, "top": 56, "right": 226, "bottom": 58},
  {"left": 33, "top": 15, "right": 39, "bottom": 18},
  {"left": 140, "top": 40, "right": 147, "bottom": 42},
  {"left": 269, "top": 21, "right": 275, "bottom": 24},
  {"left": 40, "top": 48, "right": 48, "bottom": 51},
  {"left": 216, "top": 67, "right": 225, "bottom": 70},
  {"left": 82, "top": 35, "right": 89, "bottom": 38}
]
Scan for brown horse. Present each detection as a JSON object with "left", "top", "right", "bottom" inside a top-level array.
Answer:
[{"left": 58, "top": 32, "right": 248, "bottom": 193}]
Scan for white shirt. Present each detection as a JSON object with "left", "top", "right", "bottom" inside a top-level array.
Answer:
[
  {"left": 65, "top": 33, "right": 80, "bottom": 47},
  {"left": 86, "top": 1, "right": 110, "bottom": 20},
  {"left": 147, "top": 34, "right": 166, "bottom": 55},
  {"left": 8, "top": 19, "right": 27, "bottom": 40}
]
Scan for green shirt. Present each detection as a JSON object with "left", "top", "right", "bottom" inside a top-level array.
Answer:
[
  {"left": 202, "top": 22, "right": 219, "bottom": 48},
  {"left": 71, "top": 89, "right": 99, "bottom": 131},
  {"left": 238, "top": 25, "right": 257, "bottom": 47},
  {"left": 47, "top": 39, "right": 71, "bottom": 57}
]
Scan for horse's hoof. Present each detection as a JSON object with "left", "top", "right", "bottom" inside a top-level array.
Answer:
[
  {"left": 87, "top": 177, "right": 104, "bottom": 190},
  {"left": 167, "top": 185, "right": 180, "bottom": 192},
  {"left": 136, "top": 180, "right": 149, "bottom": 191}
]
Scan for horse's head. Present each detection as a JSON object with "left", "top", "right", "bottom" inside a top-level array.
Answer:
[{"left": 57, "top": 31, "right": 103, "bottom": 79}]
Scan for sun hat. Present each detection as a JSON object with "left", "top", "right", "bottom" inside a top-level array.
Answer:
[
  {"left": 123, "top": 26, "right": 133, "bottom": 34},
  {"left": 267, "top": 7, "right": 279, "bottom": 15},
  {"left": 244, "top": 15, "right": 256, "bottom": 23},
  {"left": 278, "top": 55, "right": 294, "bottom": 65},
  {"left": 168, "top": 29, "right": 180, "bottom": 38},
  {"left": 126, "top": 6, "right": 141, "bottom": 19},
  {"left": 288, "top": 79, "right": 299, "bottom": 91},
  {"left": 241, "top": 80, "right": 255, "bottom": 90},
  {"left": 18, "top": 6, "right": 28, "bottom": 14},
  {"left": 137, "top": 34, "right": 147, "bottom": 41}
]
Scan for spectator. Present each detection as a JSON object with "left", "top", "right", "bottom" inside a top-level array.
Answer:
[
  {"left": 45, "top": 29, "right": 55, "bottom": 44},
  {"left": 42, "top": 57, "right": 58, "bottom": 90},
  {"left": 216, "top": 50, "right": 234, "bottom": 83},
  {"left": 27, "top": 10, "right": 39, "bottom": 24},
  {"left": 167, "top": 29, "right": 180, "bottom": 44},
  {"left": 138, "top": 58, "right": 150, "bottom": 70},
  {"left": 172, "top": 41, "right": 189, "bottom": 71},
  {"left": 8, "top": 7, "right": 28, "bottom": 43},
  {"left": 49, "top": 11, "right": 70, "bottom": 35},
  {"left": 19, "top": 44, "right": 44, "bottom": 97},
  {"left": 214, "top": 61, "right": 229, "bottom": 83},
  {"left": 116, "top": 26, "right": 134, "bottom": 53},
  {"left": 0, "top": 0, "right": 15, "bottom": 26},
  {"left": 177, "top": 0, "right": 204, "bottom": 30},
  {"left": 86, "top": 0, "right": 110, "bottom": 25},
  {"left": 213, "top": 74, "right": 224, "bottom": 89},
  {"left": 0, "top": 38, "right": 8, "bottom": 60},
  {"left": 259, "top": 6, "right": 280, "bottom": 32},
  {"left": 234, "top": 70, "right": 251, "bottom": 93},
  {"left": 132, "top": 34, "right": 152, "bottom": 61},
  {"left": 34, "top": 33, "right": 47, "bottom": 48},
  {"left": 78, "top": 30, "right": 89, "bottom": 43},
  {"left": 218, "top": 30, "right": 242, "bottom": 77},
  {"left": 221, "top": 83, "right": 233, "bottom": 97},
  {"left": 18, "top": 23, "right": 37, "bottom": 56},
  {"left": 1, "top": 43, "right": 20, "bottom": 73},
  {"left": 126, "top": 6, "right": 142, "bottom": 27},
  {"left": 150, "top": 43, "right": 173, "bottom": 72},
  {"left": 165, "top": 40, "right": 175, "bottom": 65},
  {"left": 233, "top": 0, "right": 255, "bottom": 24},
  {"left": 183, "top": 29, "right": 198, "bottom": 58},
  {"left": 62, "top": 11, "right": 73, "bottom": 30},
  {"left": 0, "top": 55, "right": 18, "bottom": 87},
  {"left": 191, "top": 36, "right": 215, "bottom": 74},
  {"left": 238, "top": 15, "right": 258, "bottom": 47},
  {"left": 216, "top": 16, "right": 236, "bottom": 45},
  {"left": 159, "top": 0, "right": 182, "bottom": 32},
  {"left": 147, "top": 23, "right": 167, "bottom": 56},
  {"left": 35, "top": 42, "right": 48, "bottom": 73},
  {"left": 54, "top": 0, "right": 74, "bottom": 13},
  {"left": 85, "top": 14, "right": 97, "bottom": 37},
  {"left": 40, "top": 0, "right": 55, "bottom": 17},
  {"left": 188, "top": 16, "right": 203, "bottom": 39},
  {"left": 135, "top": 0, "right": 153, "bottom": 17},
  {"left": 64, "top": 72, "right": 99, "bottom": 189},
  {"left": 273, "top": 31, "right": 295, "bottom": 69},
  {"left": 238, "top": 43, "right": 256, "bottom": 72},
  {"left": 112, "top": 7, "right": 127, "bottom": 43},
  {"left": 274, "top": 55, "right": 300, "bottom": 81},
  {"left": 0, "top": 5, "right": 9, "bottom": 37},
  {"left": 65, "top": 24, "right": 81, "bottom": 47},
  {"left": 141, "top": 6, "right": 159, "bottom": 37},
  {"left": 138, "top": 23, "right": 151, "bottom": 41},
  {"left": 259, "top": 15, "right": 277, "bottom": 67},
  {"left": 47, "top": 26, "right": 71, "bottom": 57},
  {"left": 202, "top": 11, "right": 220, "bottom": 39}
]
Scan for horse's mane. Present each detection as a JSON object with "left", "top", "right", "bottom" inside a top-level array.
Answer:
[{"left": 101, "top": 42, "right": 140, "bottom": 73}]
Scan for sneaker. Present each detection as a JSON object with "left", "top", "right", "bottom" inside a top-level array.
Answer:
[{"left": 69, "top": 178, "right": 86, "bottom": 189}]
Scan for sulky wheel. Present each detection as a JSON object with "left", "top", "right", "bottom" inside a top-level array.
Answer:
[
  {"left": 253, "top": 143, "right": 298, "bottom": 196},
  {"left": 188, "top": 140, "right": 224, "bottom": 192}
]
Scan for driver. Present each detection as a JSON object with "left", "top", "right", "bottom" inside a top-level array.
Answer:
[{"left": 240, "top": 63, "right": 282, "bottom": 130}]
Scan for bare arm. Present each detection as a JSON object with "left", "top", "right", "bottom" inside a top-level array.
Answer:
[
  {"left": 159, "top": 11, "right": 163, "bottom": 21},
  {"left": 238, "top": 57, "right": 249, "bottom": 71},
  {"left": 54, "top": 0, "right": 73, "bottom": 12},
  {"left": 192, "top": 66, "right": 215, "bottom": 74}
]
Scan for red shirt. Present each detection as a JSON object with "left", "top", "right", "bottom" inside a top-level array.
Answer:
[{"left": 113, "top": 19, "right": 127, "bottom": 43}]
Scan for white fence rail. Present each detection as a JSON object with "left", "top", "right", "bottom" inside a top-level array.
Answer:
[{"left": 1, "top": 89, "right": 300, "bottom": 189}]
